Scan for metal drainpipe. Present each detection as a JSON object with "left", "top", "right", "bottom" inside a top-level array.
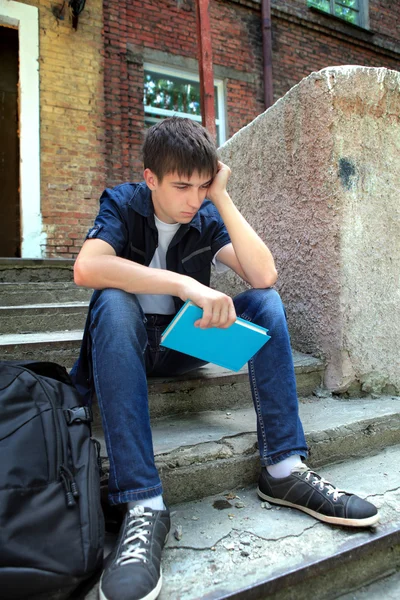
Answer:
[
  {"left": 262, "top": 0, "right": 274, "bottom": 110},
  {"left": 195, "top": 0, "right": 217, "bottom": 141}
]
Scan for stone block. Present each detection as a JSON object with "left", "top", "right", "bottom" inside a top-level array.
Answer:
[{"left": 218, "top": 66, "right": 400, "bottom": 393}]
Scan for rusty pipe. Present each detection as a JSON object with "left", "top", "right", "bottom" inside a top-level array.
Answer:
[{"left": 262, "top": 0, "right": 274, "bottom": 109}]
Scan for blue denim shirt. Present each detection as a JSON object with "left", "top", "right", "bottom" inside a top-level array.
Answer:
[
  {"left": 72, "top": 181, "right": 231, "bottom": 402},
  {"left": 86, "top": 182, "right": 231, "bottom": 295}
]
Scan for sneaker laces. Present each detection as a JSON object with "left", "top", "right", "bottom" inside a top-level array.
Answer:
[
  {"left": 117, "top": 506, "right": 153, "bottom": 566},
  {"left": 293, "top": 464, "right": 346, "bottom": 501}
]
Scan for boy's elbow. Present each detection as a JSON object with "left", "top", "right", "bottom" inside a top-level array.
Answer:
[
  {"left": 253, "top": 268, "right": 278, "bottom": 289},
  {"left": 74, "top": 258, "right": 89, "bottom": 287},
  {"left": 268, "top": 268, "right": 278, "bottom": 287}
]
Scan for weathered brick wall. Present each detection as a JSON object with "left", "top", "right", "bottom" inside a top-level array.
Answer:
[
  {"left": 13, "top": 0, "right": 399, "bottom": 257},
  {"left": 104, "top": 0, "right": 400, "bottom": 188},
  {"left": 103, "top": 0, "right": 264, "bottom": 186},
  {"left": 13, "top": 0, "right": 105, "bottom": 258}
]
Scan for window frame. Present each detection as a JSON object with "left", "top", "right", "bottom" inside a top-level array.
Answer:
[
  {"left": 307, "top": 0, "right": 369, "bottom": 30},
  {"left": 143, "top": 63, "right": 227, "bottom": 146}
]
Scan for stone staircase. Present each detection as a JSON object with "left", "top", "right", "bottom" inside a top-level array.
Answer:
[{"left": 1, "top": 259, "right": 400, "bottom": 600}]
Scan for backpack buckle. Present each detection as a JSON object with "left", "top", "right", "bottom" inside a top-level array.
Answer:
[{"left": 64, "top": 406, "right": 93, "bottom": 424}]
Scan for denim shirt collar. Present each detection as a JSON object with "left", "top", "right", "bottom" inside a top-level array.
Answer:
[{"left": 129, "top": 181, "right": 202, "bottom": 233}]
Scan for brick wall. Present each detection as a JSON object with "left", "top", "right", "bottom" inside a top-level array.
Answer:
[
  {"left": 103, "top": 0, "right": 265, "bottom": 187},
  {"left": 11, "top": 0, "right": 399, "bottom": 257},
  {"left": 13, "top": 0, "right": 105, "bottom": 258},
  {"left": 103, "top": 0, "right": 399, "bottom": 189}
]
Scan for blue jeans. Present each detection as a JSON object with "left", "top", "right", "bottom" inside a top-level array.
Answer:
[{"left": 73, "top": 287, "right": 308, "bottom": 505}]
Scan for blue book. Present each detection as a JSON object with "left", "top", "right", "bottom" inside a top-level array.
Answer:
[{"left": 160, "top": 300, "right": 271, "bottom": 372}]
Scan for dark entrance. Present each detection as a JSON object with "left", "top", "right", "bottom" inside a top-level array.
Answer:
[{"left": 0, "top": 26, "right": 20, "bottom": 257}]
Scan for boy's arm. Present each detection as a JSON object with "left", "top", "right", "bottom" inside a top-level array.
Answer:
[
  {"left": 207, "top": 162, "right": 278, "bottom": 288},
  {"left": 74, "top": 238, "right": 236, "bottom": 328},
  {"left": 74, "top": 238, "right": 190, "bottom": 296}
]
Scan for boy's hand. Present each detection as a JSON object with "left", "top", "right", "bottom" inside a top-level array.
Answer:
[
  {"left": 179, "top": 277, "right": 236, "bottom": 329},
  {"left": 206, "top": 161, "right": 231, "bottom": 207}
]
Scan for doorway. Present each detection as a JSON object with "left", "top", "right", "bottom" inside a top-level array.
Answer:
[{"left": 0, "top": 25, "right": 20, "bottom": 257}]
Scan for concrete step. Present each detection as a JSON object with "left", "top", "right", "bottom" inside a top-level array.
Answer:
[
  {"left": 94, "top": 394, "right": 400, "bottom": 505},
  {"left": 0, "top": 258, "right": 74, "bottom": 282},
  {"left": 0, "top": 302, "right": 89, "bottom": 334},
  {"left": 0, "top": 282, "right": 92, "bottom": 306},
  {"left": 83, "top": 445, "right": 400, "bottom": 600},
  {"left": 0, "top": 332, "right": 324, "bottom": 415},
  {"left": 137, "top": 350, "right": 323, "bottom": 418},
  {"left": 0, "top": 330, "right": 83, "bottom": 364}
]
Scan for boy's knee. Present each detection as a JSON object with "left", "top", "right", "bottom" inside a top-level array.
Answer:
[
  {"left": 236, "top": 287, "right": 286, "bottom": 323},
  {"left": 243, "top": 287, "right": 283, "bottom": 309},
  {"left": 91, "top": 288, "right": 145, "bottom": 327}
]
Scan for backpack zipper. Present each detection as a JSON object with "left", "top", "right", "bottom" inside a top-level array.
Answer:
[
  {"left": 30, "top": 370, "right": 81, "bottom": 509},
  {"left": 60, "top": 465, "right": 80, "bottom": 507}
]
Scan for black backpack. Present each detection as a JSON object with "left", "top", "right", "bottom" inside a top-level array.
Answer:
[{"left": 0, "top": 361, "right": 105, "bottom": 600}]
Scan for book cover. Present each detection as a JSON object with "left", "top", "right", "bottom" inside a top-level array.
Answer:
[{"left": 160, "top": 300, "right": 271, "bottom": 371}]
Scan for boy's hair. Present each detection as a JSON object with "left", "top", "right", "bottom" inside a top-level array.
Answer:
[{"left": 143, "top": 117, "right": 218, "bottom": 182}]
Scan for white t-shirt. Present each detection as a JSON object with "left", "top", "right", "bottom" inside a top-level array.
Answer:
[{"left": 136, "top": 215, "right": 230, "bottom": 315}]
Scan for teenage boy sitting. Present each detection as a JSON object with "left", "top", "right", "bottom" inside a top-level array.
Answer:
[{"left": 71, "top": 117, "right": 378, "bottom": 600}]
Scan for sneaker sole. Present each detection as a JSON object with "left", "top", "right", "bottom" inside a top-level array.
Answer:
[
  {"left": 257, "top": 488, "right": 380, "bottom": 527},
  {"left": 99, "top": 570, "right": 163, "bottom": 600}
]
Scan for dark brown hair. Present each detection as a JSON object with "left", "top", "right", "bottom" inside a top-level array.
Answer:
[{"left": 143, "top": 117, "right": 218, "bottom": 182}]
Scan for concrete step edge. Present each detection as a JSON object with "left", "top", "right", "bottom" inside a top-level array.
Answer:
[
  {"left": 0, "top": 258, "right": 74, "bottom": 267},
  {"left": 217, "top": 524, "right": 400, "bottom": 600},
  {"left": 0, "top": 302, "right": 89, "bottom": 311},
  {"left": 0, "top": 330, "right": 84, "bottom": 344},
  {"left": 0, "top": 281, "right": 77, "bottom": 287}
]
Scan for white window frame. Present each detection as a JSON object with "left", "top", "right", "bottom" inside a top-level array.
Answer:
[
  {"left": 0, "top": 0, "right": 44, "bottom": 258},
  {"left": 144, "top": 63, "right": 226, "bottom": 146}
]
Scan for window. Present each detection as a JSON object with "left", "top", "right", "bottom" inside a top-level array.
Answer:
[
  {"left": 143, "top": 64, "right": 226, "bottom": 146},
  {"left": 307, "top": 0, "right": 368, "bottom": 28}
]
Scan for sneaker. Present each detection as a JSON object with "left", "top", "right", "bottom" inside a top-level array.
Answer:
[
  {"left": 99, "top": 505, "right": 170, "bottom": 600},
  {"left": 258, "top": 464, "right": 379, "bottom": 527}
]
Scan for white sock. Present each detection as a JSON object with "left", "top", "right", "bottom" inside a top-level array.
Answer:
[
  {"left": 267, "top": 455, "right": 303, "bottom": 478},
  {"left": 127, "top": 495, "right": 165, "bottom": 511}
]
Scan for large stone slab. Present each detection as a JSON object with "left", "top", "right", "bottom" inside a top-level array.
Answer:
[{"left": 217, "top": 66, "right": 400, "bottom": 394}]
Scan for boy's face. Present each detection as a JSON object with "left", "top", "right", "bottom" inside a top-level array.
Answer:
[{"left": 144, "top": 169, "right": 213, "bottom": 224}]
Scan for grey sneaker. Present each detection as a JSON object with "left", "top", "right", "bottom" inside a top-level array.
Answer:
[
  {"left": 258, "top": 464, "right": 379, "bottom": 527},
  {"left": 99, "top": 505, "right": 170, "bottom": 600}
]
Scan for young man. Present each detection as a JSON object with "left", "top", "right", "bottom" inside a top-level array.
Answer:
[{"left": 72, "top": 117, "right": 378, "bottom": 600}]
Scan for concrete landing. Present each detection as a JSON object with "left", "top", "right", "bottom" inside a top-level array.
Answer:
[
  {"left": 161, "top": 446, "right": 400, "bottom": 599},
  {"left": 84, "top": 445, "right": 400, "bottom": 600}
]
